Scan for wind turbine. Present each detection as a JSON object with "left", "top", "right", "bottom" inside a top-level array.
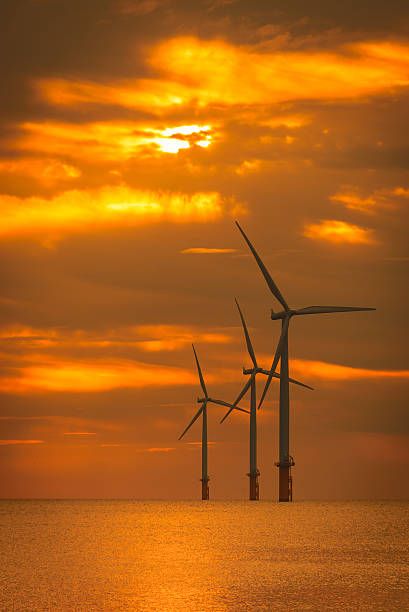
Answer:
[
  {"left": 179, "top": 343, "right": 249, "bottom": 500},
  {"left": 220, "top": 299, "right": 313, "bottom": 500},
  {"left": 235, "top": 221, "right": 375, "bottom": 502}
]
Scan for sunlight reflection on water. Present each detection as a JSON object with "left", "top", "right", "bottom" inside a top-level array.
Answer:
[{"left": 1, "top": 500, "right": 408, "bottom": 611}]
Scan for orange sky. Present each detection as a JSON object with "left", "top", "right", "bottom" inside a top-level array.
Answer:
[{"left": 0, "top": 0, "right": 408, "bottom": 500}]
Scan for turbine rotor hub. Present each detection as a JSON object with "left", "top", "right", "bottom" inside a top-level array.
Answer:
[{"left": 270, "top": 310, "right": 291, "bottom": 320}]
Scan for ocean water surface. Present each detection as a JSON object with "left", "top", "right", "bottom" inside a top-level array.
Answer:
[{"left": 1, "top": 500, "right": 408, "bottom": 611}]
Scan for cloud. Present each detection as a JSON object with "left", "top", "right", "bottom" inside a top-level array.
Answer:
[
  {"left": 0, "top": 158, "right": 81, "bottom": 183},
  {"left": 180, "top": 248, "right": 237, "bottom": 254},
  {"left": 17, "top": 121, "right": 214, "bottom": 160},
  {"left": 234, "top": 160, "right": 261, "bottom": 176},
  {"left": 152, "top": 38, "right": 409, "bottom": 104},
  {"left": 100, "top": 443, "right": 121, "bottom": 447},
  {"left": 0, "top": 324, "right": 233, "bottom": 351},
  {"left": 63, "top": 432, "right": 97, "bottom": 436},
  {"left": 0, "top": 440, "right": 44, "bottom": 445},
  {"left": 0, "top": 356, "right": 196, "bottom": 393},
  {"left": 99, "top": 444, "right": 175, "bottom": 451},
  {"left": 0, "top": 186, "right": 239, "bottom": 238},
  {"left": 186, "top": 441, "right": 216, "bottom": 446},
  {"left": 330, "top": 185, "right": 409, "bottom": 213},
  {"left": 292, "top": 359, "right": 409, "bottom": 380},
  {"left": 112, "top": 0, "right": 166, "bottom": 16},
  {"left": 205, "top": 0, "right": 238, "bottom": 11},
  {"left": 36, "top": 38, "right": 409, "bottom": 112},
  {"left": 303, "top": 220, "right": 376, "bottom": 244},
  {"left": 330, "top": 191, "right": 378, "bottom": 213},
  {"left": 0, "top": 416, "right": 121, "bottom": 427},
  {"left": 393, "top": 187, "right": 409, "bottom": 197}
]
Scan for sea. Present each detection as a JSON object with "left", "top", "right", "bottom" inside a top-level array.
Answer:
[{"left": 1, "top": 500, "right": 408, "bottom": 611}]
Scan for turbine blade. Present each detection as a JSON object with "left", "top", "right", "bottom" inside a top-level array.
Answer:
[
  {"left": 288, "top": 376, "right": 314, "bottom": 391},
  {"left": 208, "top": 398, "right": 237, "bottom": 409},
  {"left": 234, "top": 406, "right": 251, "bottom": 415},
  {"left": 178, "top": 404, "right": 204, "bottom": 440},
  {"left": 232, "top": 376, "right": 252, "bottom": 406},
  {"left": 258, "top": 369, "right": 314, "bottom": 391},
  {"left": 192, "top": 344, "right": 208, "bottom": 398},
  {"left": 296, "top": 306, "right": 376, "bottom": 315},
  {"left": 235, "top": 221, "right": 289, "bottom": 311},
  {"left": 209, "top": 398, "right": 250, "bottom": 414},
  {"left": 235, "top": 298, "right": 257, "bottom": 368},
  {"left": 220, "top": 377, "right": 252, "bottom": 423},
  {"left": 258, "top": 317, "right": 289, "bottom": 410}
]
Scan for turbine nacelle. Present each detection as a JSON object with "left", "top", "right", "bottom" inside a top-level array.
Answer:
[
  {"left": 271, "top": 310, "right": 292, "bottom": 320},
  {"left": 243, "top": 367, "right": 313, "bottom": 390},
  {"left": 243, "top": 366, "right": 262, "bottom": 375}
]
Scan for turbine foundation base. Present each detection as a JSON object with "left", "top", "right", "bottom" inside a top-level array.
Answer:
[
  {"left": 201, "top": 478, "right": 209, "bottom": 500},
  {"left": 275, "top": 459, "right": 294, "bottom": 502},
  {"left": 248, "top": 472, "right": 260, "bottom": 500}
]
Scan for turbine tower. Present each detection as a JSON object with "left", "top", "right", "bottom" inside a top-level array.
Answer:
[
  {"left": 220, "top": 299, "right": 313, "bottom": 500},
  {"left": 179, "top": 344, "right": 248, "bottom": 500},
  {"left": 235, "top": 221, "right": 375, "bottom": 502}
]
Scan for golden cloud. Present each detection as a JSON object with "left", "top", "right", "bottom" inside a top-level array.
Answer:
[
  {"left": 292, "top": 359, "right": 409, "bottom": 380},
  {"left": 330, "top": 191, "right": 378, "bottom": 213},
  {"left": 303, "top": 220, "right": 376, "bottom": 244},
  {"left": 19, "top": 121, "right": 213, "bottom": 160},
  {"left": 330, "top": 186, "right": 408, "bottom": 213},
  {"left": 0, "top": 356, "right": 196, "bottom": 393},
  {"left": 180, "top": 248, "right": 237, "bottom": 254},
  {"left": 0, "top": 158, "right": 81, "bottom": 182},
  {"left": 153, "top": 37, "right": 409, "bottom": 103},
  {"left": 0, "top": 186, "right": 238, "bottom": 238},
  {"left": 393, "top": 187, "right": 409, "bottom": 197},
  {"left": 100, "top": 443, "right": 121, "bottom": 447},
  {"left": 0, "top": 440, "right": 44, "bottom": 445},
  {"left": 36, "top": 38, "right": 409, "bottom": 112},
  {"left": 63, "top": 432, "right": 97, "bottom": 436},
  {"left": 0, "top": 324, "right": 232, "bottom": 351}
]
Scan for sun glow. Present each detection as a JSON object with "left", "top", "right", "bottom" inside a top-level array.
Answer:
[{"left": 18, "top": 122, "right": 214, "bottom": 160}]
